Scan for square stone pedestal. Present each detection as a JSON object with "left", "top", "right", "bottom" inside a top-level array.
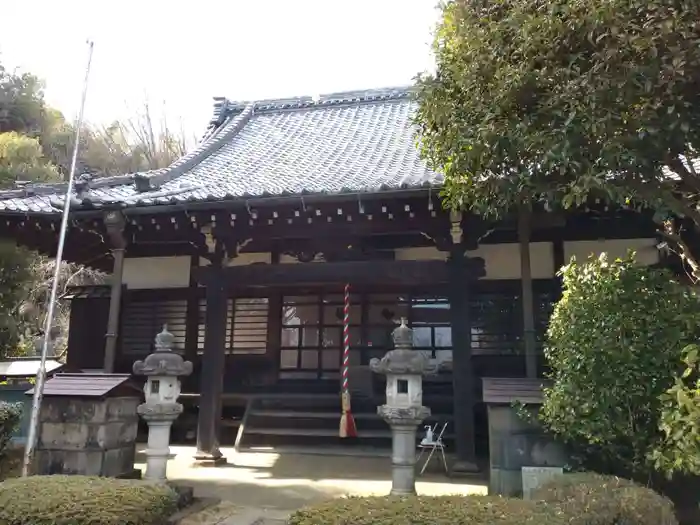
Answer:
[{"left": 27, "top": 373, "right": 141, "bottom": 477}]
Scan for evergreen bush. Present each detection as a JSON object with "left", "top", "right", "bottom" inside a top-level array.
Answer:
[
  {"left": 533, "top": 472, "right": 678, "bottom": 525},
  {"left": 0, "top": 402, "right": 21, "bottom": 464},
  {"left": 287, "top": 495, "right": 564, "bottom": 525},
  {"left": 540, "top": 253, "right": 700, "bottom": 477},
  {"left": 0, "top": 475, "right": 179, "bottom": 525}
]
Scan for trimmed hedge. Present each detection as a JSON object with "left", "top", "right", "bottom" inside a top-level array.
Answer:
[
  {"left": 0, "top": 402, "right": 21, "bottom": 462},
  {"left": 0, "top": 475, "right": 179, "bottom": 525},
  {"left": 287, "top": 495, "right": 565, "bottom": 525},
  {"left": 533, "top": 472, "right": 678, "bottom": 525}
]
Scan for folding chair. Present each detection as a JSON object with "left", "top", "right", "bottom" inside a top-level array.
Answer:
[{"left": 416, "top": 421, "right": 449, "bottom": 475}]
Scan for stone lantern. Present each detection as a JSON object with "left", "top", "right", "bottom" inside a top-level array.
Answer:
[
  {"left": 370, "top": 318, "right": 432, "bottom": 495},
  {"left": 133, "top": 325, "right": 193, "bottom": 481}
]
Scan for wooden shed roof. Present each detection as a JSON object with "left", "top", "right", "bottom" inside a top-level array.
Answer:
[{"left": 25, "top": 373, "right": 138, "bottom": 398}]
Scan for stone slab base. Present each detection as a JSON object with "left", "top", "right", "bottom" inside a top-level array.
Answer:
[
  {"left": 192, "top": 454, "right": 228, "bottom": 467},
  {"left": 450, "top": 460, "right": 481, "bottom": 476},
  {"left": 489, "top": 468, "right": 523, "bottom": 497},
  {"left": 116, "top": 468, "right": 143, "bottom": 480},
  {"left": 166, "top": 497, "right": 220, "bottom": 524}
]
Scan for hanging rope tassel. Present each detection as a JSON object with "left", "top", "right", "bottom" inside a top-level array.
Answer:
[{"left": 339, "top": 282, "right": 357, "bottom": 438}]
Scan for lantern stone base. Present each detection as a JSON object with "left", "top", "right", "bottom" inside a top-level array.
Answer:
[
  {"left": 137, "top": 402, "right": 183, "bottom": 481},
  {"left": 378, "top": 405, "right": 430, "bottom": 495}
]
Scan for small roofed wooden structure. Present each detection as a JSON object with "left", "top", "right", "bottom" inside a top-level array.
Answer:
[
  {"left": 481, "top": 377, "right": 550, "bottom": 405},
  {"left": 26, "top": 373, "right": 141, "bottom": 477},
  {"left": 25, "top": 373, "right": 139, "bottom": 397}
]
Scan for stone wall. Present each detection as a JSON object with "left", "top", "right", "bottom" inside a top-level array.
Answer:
[{"left": 34, "top": 396, "right": 139, "bottom": 477}]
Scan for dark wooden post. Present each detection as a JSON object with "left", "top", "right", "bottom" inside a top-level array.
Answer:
[
  {"left": 448, "top": 247, "right": 480, "bottom": 473},
  {"left": 103, "top": 211, "right": 126, "bottom": 373},
  {"left": 518, "top": 207, "right": 537, "bottom": 379},
  {"left": 194, "top": 263, "right": 228, "bottom": 464}
]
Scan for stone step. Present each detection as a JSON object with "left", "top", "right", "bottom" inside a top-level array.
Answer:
[
  {"left": 244, "top": 427, "right": 393, "bottom": 438},
  {"left": 242, "top": 426, "right": 457, "bottom": 440},
  {"left": 248, "top": 409, "right": 455, "bottom": 421},
  {"left": 249, "top": 409, "right": 379, "bottom": 419}
]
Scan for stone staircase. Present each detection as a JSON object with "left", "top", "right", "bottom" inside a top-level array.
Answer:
[{"left": 234, "top": 390, "right": 456, "bottom": 451}]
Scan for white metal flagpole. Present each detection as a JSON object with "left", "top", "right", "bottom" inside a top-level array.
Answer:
[{"left": 22, "top": 40, "right": 95, "bottom": 477}]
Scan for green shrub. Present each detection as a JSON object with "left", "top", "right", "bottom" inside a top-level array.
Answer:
[
  {"left": 287, "top": 495, "right": 565, "bottom": 525},
  {"left": 533, "top": 472, "right": 678, "bottom": 525},
  {"left": 541, "top": 253, "right": 700, "bottom": 477},
  {"left": 0, "top": 402, "right": 21, "bottom": 462},
  {"left": 654, "top": 343, "right": 700, "bottom": 476},
  {"left": 0, "top": 475, "right": 179, "bottom": 525}
]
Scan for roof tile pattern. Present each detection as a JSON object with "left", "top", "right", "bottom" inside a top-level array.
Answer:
[{"left": 0, "top": 87, "right": 441, "bottom": 215}]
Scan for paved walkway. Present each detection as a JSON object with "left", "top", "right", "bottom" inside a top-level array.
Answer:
[{"left": 135, "top": 444, "right": 488, "bottom": 524}]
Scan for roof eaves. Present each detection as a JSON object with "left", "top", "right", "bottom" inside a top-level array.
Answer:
[
  {"left": 118, "top": 182, "right": 442, "bottom": 216},
  {"left": 0, "top": 173, "right": 137, "bottom": 202}
]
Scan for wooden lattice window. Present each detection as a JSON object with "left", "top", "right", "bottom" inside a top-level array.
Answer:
[
  {"left": 470, "top": 282, "right": 558, "bottom": 355},
  {"left": 198, "top": 297, "right": 269, "bottom": 355},
  {"left": 121, "top": 299, "right": 188, "bottom": 355}
]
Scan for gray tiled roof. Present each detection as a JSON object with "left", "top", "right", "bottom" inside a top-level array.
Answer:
[{"left": 0, "top": 87, "right": 441, "bottom": 215}]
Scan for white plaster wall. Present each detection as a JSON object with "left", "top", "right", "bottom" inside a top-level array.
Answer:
[
  {"left": 122, "top": 256, "right": 191, "bottom": 289},
  {"left": 467, "top": 242, "right": 555, "bottom": 279},
  {"left": 394, "top": 247, "right": 447, "bottom": 261},
  {"left": 564, "top": 238, "right": 659, "bottom": 266},
  {"left": 396, "top": 243, "right": 555, "bottom": 279},
  {"left": 199, "top": 253, "right": 271, "bottom": 267},
  {"left": 227, "top": 252, "right": 271, "bottom": 266}
]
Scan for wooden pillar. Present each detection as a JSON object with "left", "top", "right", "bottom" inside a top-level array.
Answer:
[
  {"left": 194, "top": 264, "right": 228, "bottom": 464},
  {"left": 103, "top": 211, "right": 126, "bottom": 373},
  {"left": 448, "top": 247, "right": 479, "bottom": 473},
  {"left": 184, "top": 255, "right": 200, "bottom": 363},
  {"left": 518, "top": 207, "right": 537, "bottom": 379}
]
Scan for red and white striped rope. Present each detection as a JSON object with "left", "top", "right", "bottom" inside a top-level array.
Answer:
[{"left": 342, "top": 283, "right": 350, "bottom": 393}]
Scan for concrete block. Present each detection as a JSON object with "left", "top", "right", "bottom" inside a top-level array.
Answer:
[
  {"left": 106, "top": 397, "right": 141, "bottom": 420},
  {"left": 103, "top": 445, "right": 136, "bottom": 477},
  {"left": 38, "top": 422, "right": 89, "bottom": 450},
  {"left": 40, "top": 398, "right": 107, "bottom": 424},
  {"left": 35, "top": 449, "right": 105, "bottom": 476},
  {"left": 95, "top": 420, "right": 138, "bottom": 449}
]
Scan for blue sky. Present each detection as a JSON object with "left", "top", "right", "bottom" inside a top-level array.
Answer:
[{"left": 1, "top": 0, "right": 439, "bottom": 134}]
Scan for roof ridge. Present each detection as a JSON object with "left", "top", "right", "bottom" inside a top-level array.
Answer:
[{"left": 213, "top": 85, "right": 414, "bottom": 117}]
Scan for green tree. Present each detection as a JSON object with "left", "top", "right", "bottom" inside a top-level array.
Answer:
[
  {"left": 414, "top": 0, "right": 700, "bottom": 278},
  {"left": 0, "top": 65, "right": 45, "bottom": 135},
  {"left": 540, "top": 253, "right": 700, "bottom": 478},
  {"left": 0, "top": 132, "right": 59, "bottom": 184},
  {"left": 0, "top": 60, "right": 189, "bottom": 359}
]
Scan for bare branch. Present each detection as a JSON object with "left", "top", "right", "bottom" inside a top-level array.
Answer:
[{"left": 659, "top": 220, "right": 700, "bottom": 282}]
